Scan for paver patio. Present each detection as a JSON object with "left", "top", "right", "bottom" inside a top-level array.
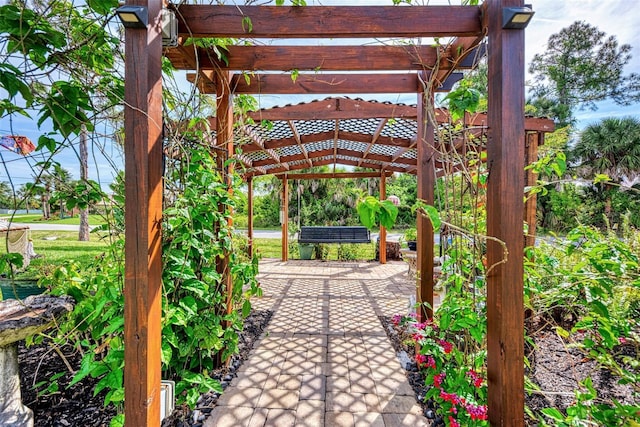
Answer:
[{"left": 203, "top": 259, "right": 437, "bottom": 427}]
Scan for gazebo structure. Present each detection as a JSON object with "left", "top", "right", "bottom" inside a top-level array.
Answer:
[{"left": 121, "top": 1, "right": 552, "bottom": 425}]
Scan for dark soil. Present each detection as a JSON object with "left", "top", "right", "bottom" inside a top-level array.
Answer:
[{"left": 17, "top": 310, "right": 272, "bottom": 427}]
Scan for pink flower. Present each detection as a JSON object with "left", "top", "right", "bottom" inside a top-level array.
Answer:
[
  {"left": 439, "top": 339, "right": 453, "bottom": 354},
  {"left": 465, "top": 403, "right": 488, "bottom": 421},
  {"left": 434, "top": 372, "right": 446, "bottom": 388},
  {"left": 619, "top": 337, "right": 627, "bottom": 344},
  {"left": 439, "top": 390, "right": 462, "bottom": 405},
  {"left": 425, "top": 355, "right": 436, "bottom": 369},
  {"left": 415, "top": 354, "right": 427, "bottom": 365},
  {"left": 391, "top": 314, "right": 402, "bottom": 326},
  {"left": 448, "top": 416, "right": 461, "bottom": 427},
  {"left": 412, "top": 332, "right": 424, "bottom": 343},
  {"left": 467, "top": 370, "right": 484, "bottom": 388}
]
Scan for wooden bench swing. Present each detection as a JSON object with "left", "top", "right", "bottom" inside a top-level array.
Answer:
[{"left": 298, "top": 226, "right": 371, "bottom": 244}]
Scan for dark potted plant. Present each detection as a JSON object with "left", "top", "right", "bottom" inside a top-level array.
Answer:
[{"left": 404, "top": 227, "right": 417, "bottom": 251}]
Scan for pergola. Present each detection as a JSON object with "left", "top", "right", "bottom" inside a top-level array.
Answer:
[
  {"left": 199, "top": 97, "right": 552, "bottom": 260},
  {"left": 122, "top": 1, "right": 550, "bottom": 425}
]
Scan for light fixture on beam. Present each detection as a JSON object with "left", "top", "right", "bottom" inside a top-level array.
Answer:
[
  {"left": 162, "top": 8, "right": 178, "bottom": 47},
  {"left": 115, "top": 5, "right": 148, "bottom": 29},
  {"left": 502, "top": 6, "right": 534, "bottom": 29}
]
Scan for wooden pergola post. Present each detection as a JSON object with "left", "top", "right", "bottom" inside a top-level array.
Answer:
[
  {"left": 247, "top": 176, "right": 254, "bottom": 258},
  {"left": 281, "top": 175, "right": 289, "bottom": 261},
  {"left": 486, "top": 0, "right": 526, "bottom": 424},
  {"left": 123, "top": 0, "right": 163, "bottom": 425},
  {"left": 216, "top": 71, "right": 235, "bottom": 323},
  {"left": 525, "top": 132, "right": 540, "bottom": 249},
  {"left": 417, "top": 89, "right": 436, "bottom": 321},
  {"left": 379, "top": 171, "right": 387, "bottom": 264}
]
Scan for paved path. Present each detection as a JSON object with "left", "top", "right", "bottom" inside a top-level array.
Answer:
[{"left": 204, "top": 259, "right": 433, "bottom": 427}]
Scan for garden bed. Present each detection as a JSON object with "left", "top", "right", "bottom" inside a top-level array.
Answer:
[
  {"left": 18, "top": 309, "right": 272, "bottom": 427},
  {"left": 379, "top": 314, "right": 638, "bottom": 426}
]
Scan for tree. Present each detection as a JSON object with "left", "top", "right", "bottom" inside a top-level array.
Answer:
[
  {"left": 571, "top": 116, "right": 640, "bottom": 222},
  {"left": 572, "top": 117, "right": 640, "bottom": 182},
  {"left": 17, "top": 182, "right": 42, "bottom": 213},
  {"left": 529, "top": 21, "right": 640, "bottom": 127},
  {"left": 79, "top": 125, "right": 89, "bottom": 241},
  {"left": 1, "top": 0, "right": 124, "bottom": 235},
  {"left": 0, "top": 182, "right": 13, "bottom": 209},
  {"left": 50, "top": 165, "right": 72, "bottom": 218}
]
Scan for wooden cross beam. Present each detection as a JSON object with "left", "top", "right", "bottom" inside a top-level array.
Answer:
[{"left": 174, "top": 5, "right": 483, "bottom": 39}]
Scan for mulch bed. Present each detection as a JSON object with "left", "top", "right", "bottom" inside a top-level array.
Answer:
[
  {"left": 18, "top": 310, "right": 272, "bottom": 427},
  {"left": 17, "top": 309, "right": 637, "bottom": 426},
  {"left": 378, "top": 314, "right": 638, "bottom": 426}
]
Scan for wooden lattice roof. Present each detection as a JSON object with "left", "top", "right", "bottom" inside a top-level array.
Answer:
[{"left": 204, "top": 97, "right": 554, "bottom": 178}]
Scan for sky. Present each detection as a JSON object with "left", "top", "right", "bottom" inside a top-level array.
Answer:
[{"left": 1, "top": 0, "right": 639, "bottom": 191}]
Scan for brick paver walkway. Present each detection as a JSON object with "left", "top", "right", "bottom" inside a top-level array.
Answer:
[{"left": 204, "top": 259, "right": 432, "bottom": 427}]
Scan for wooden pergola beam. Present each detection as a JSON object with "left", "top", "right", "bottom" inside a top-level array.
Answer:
[
  {"left": 281, "top": 176, "right": 288, "bottom": 261},
  {"left": 123, "top": 0, "right": 163, "bottom": 425},
  {"left": 239, "top": 99, "right": 552, "bottom": 132},
  {"left": 225, "top": 73, "right": 463, "bottom": 95},
  {"left": 358, "top": 118, "right": 387, "bottom": 167},
  {"left": 245, "top": 98, "right": 419, "bottom": 121},
  {"left": 288, "top": 120, "right": 313, "bottom": 169},
  {"left": 277, "top": 171, "right": 393, "bottom": 180},
  {"left": 191, "top": 45, "right": 458, "bottom": 72},
  {"left": 175, "top": 5, "right": 482, "bottom": 39},
  {"left": 525, "top": 132, "right": 541, "bottom": 249},
  {"left": 379, "top": 171, "right": 387, "bottom": 264},
  {"left": 247, "top": 177, "right": 254, "bottom": 259},
  {"left": 417, "top": 92, "right": 436, "bottom": 322},
  {"left": 486, "top": 0, "right": 526, "bottom": 424},
  {"left": 247, "top": 158, "right": 408, "bottom": 179},
  {"left": 239, "top": 125, "right": 286, "bottom": 170},
  {"left": 252, "top": 147, "right": 404, "bottom": 169}
]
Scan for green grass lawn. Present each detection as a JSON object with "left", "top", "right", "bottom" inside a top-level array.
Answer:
[
  {"left": 0, "top": 213, "right": 107, "bottom": 225},
  {"left": 2, "top": 233, "right": 379, "bottom": 281},
  {"left": 2, "top": 231, "right": 111, "bottom": 280}
]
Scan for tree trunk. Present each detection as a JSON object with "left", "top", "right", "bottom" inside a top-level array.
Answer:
[
  {"left": 42, "top": 188, "right": 50, "bottom": 219},
  {"left": 79, "top": 126, "right": 90, "bottom": 241}
]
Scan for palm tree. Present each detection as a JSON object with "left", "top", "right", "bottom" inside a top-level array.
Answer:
[
  {"left": 571, "top": 117, "right": 640, "bottom": 220},
  {"left": 572, "top": 117, "right": 640, "bottom": 181},
  {"left": 17, "top": 183, "right": 43, "bottom": 213},
  {"left": 51, "top": 166, "right": 72, "bottom": 219}
]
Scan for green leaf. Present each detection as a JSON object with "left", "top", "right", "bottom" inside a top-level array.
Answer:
[
  {"left": 415, "top": 202, "right": 441, "bottom": 230},
  {"left": 541, "top": 407, "right": 565, "bottom": 421},
  {"left": 379, "top": 200, "right": 399, "bottom": 229},
  {"left": 109, "top": 414, "right": 124, "bottom": 427},
  {"left": 555, "top": 326, "right": 570, "bottom": 339},
  {"left": 242, "top": 299, "right": 252, "bottom": 317},
  {"left": 593, "top": 173, "right": 611, "bottom": 184},
  {"left": 357, "top": 196, "right": 379, "bottom": 230},
  {"left": 86, "top": 0, "right": 118, "bottom": 15},
  {"left": 242, "top": 16, "right": 253, "bottom": 33}
]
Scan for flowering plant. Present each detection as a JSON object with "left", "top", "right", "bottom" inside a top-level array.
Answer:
[{"left": 392, "top": 273, "right": 488, "bottom": 426}]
